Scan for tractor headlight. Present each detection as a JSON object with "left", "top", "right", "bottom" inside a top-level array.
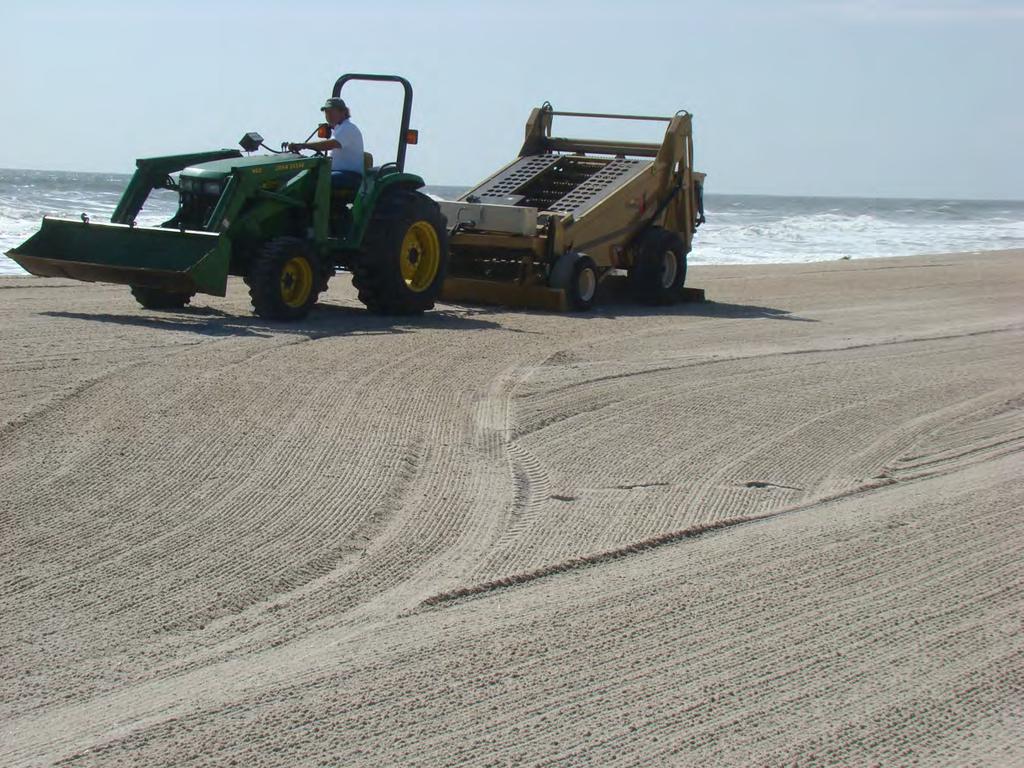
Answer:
[{"left": 202, "top": 181, "right": 224, "bottom": 196}]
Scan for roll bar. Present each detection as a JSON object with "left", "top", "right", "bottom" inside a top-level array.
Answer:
[{"left": 333, "top": 73, "right": 414, "bottom": 172}]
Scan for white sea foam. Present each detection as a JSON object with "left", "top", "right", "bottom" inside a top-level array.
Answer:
[{"left": 692, "top": 208, "right": 1024, "bottom": 264}]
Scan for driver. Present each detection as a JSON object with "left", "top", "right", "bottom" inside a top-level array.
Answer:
[{"left": 287, "top": 97, "right": 365, "bottom": 191}]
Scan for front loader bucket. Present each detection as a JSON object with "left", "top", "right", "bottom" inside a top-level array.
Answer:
[{"left": 6, "top": 217, "right": 230, "bottom": 296}]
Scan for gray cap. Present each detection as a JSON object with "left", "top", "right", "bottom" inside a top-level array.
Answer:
[{"left": 321, "top": 97, "right": 347, "bottom": 111}]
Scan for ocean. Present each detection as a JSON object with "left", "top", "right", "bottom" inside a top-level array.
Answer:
[{"left": 2, "top": 168, "right": 1022, "bottom": 276}]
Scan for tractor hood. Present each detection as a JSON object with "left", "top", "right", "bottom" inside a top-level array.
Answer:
[{"left": 181, "top": 153, "right": 312, "bottom": 180}]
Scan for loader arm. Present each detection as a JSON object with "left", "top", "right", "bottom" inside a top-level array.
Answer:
[{"left": 111, "top": 150, "right": 243, "bottom": 224}]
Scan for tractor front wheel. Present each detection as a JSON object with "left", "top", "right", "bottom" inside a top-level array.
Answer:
[
  {"left": 248, "top": 237, "right": 325, "bottom": 321},
  {"left": 353, "top": 191, "right": 448, "bottom": 315},
  {"left": 130, "top": 286, "right": 194, "bottom": 310}
]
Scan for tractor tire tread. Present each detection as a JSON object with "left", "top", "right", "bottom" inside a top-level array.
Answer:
[
  {"left": 352, "top": 190, "right": 448, "bottom": 315},
  {"left": 628, "top": 227, "right": 688, "bottom": 305},
  {"left": 248, "top": 236, "right": 324, "bottom": 321}
]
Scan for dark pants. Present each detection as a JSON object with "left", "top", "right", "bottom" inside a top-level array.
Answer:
[{"left": 331, "top": 170, "right": 363, "bottom": 191}]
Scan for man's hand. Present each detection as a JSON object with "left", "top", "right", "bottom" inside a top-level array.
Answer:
[{"left": 285, "top": 138, "right": 338, "bottom": 154}]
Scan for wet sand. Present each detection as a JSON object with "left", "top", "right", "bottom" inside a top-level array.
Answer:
[{"left": 1, "top": 250, "right": 1022, "bottom": 766}]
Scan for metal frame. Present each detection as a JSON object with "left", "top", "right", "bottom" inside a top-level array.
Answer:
[
  {"left": 333, "top": 73, "right": 414, "bottom": 172},
  {"left": 545, "top": 110, "right": 673, "bottom": 122}
]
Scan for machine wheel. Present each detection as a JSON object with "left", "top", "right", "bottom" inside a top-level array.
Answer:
[
  {"left": 353, "top": 191, "right": 448, "bottom": 315},
  {"left": 248, "top": 237, "right": 324, "bottom": 321},
  {"left": 628, "top": 227, "right": 688, "bottom": 305},
  {"left": 549, "top": 252, "right": 599, "bottom": 311},
  {"left": 130, "top": 286, "right": 194, "bottom": 310}
]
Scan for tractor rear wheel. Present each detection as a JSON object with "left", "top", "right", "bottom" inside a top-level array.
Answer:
[
  {"left": 130, "top": 286, "right": 194, "bottom": 310},
  {"left": 248, "top": 237, "right": 325, "bottom": 321},
  {"left": 629, "top": 227, "right": 687, "bottom": 305},
  {"left": 353, "top": 191, "right": 448, "bottom": 314}
]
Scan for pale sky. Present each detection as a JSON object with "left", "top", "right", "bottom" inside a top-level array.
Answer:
[{"left": 1, "top": 0, "right": 1021, "bottom": 199}]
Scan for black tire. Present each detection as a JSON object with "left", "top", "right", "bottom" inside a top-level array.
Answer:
[
  {"left": 628, "top": 227, "right": 688, "bottom": 305},
  {"left": 247, "top": 237, "right": 325, "bottom": 321},
  {"left": 353, "top": 190, "right": 448, "bottom": 315},
  {"left": 130, "top": 286, "right": 194, "bottom": 310},
  {"left": 549, "top": 252, "right": 599, "bottom": 311}
]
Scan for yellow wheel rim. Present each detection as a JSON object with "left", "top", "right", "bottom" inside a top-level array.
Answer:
[
  {"left": 400, "top": 221, "right": 441, "bottom": 293},
  {"left": 280, "top": 255, "right": 314, "bottom": 308}
]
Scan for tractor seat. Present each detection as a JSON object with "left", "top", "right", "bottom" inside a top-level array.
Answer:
[{"left": 330, "top": 153, "right": 373, "bottom": 203}]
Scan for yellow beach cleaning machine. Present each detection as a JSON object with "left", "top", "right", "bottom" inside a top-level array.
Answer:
[{"left": 438, "top": 103, "right": 705, "bottom": 311}]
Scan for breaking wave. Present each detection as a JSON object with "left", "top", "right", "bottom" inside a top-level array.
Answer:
[{"left": 693, "top": 203, "right": 1024, "bottom": 264}]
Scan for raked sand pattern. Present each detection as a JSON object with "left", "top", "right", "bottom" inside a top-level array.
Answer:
[{"left": 1, "top": 251, "right": 1022, "bottom": 766}]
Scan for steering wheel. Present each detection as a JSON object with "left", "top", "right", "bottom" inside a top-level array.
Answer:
[{"left": 281, "top": 125, "right": 329, "bottom": 156}]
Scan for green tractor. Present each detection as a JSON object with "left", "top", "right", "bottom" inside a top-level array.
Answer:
[{"left": 7, "top": 74, "right": 448, "bottom": 320}]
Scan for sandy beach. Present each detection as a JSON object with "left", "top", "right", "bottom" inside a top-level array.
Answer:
[{"left": 1, "top": 250, "right": 1022, "bottom": 766}]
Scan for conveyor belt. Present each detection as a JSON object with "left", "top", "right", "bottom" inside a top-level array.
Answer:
[
  {"left": 463, "top": 154, "right": 652, "bottom": 218},
  {"left": 462, "top": 155, "right": 562, "bottom": 201},
  {"left": 546, "top": 158, "right": 651, "bottom": 217}
]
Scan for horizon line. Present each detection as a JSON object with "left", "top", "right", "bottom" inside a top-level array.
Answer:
[{"left": 0, "top": 166, "right": 1021, "bottom": 205}]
